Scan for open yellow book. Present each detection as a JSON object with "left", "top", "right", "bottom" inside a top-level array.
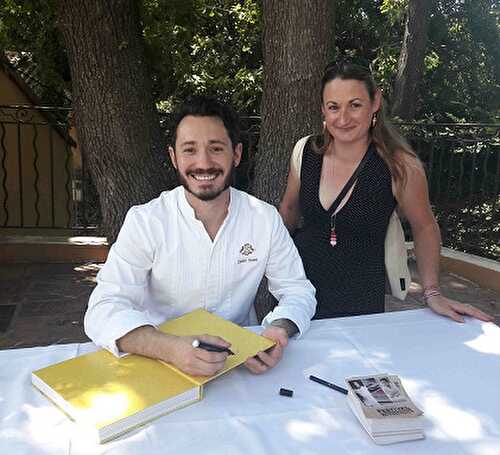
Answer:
[{"left": 31, "top": 309, "right": 275, "bottom": 443}]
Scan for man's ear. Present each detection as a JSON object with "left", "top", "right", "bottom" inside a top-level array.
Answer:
[
  {"left": 233, "top": 143, "right": 243, "bottom": 167},
  {"left": 168, "top": 146, "right": 177, "bottom": 169}
]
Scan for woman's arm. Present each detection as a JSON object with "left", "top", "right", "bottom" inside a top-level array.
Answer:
[
  {"left": 279, "top": 155, "right": 302, "bottom": 233},
  {"left": 396, "top": 153, "right": 493, "bottom": 323}
]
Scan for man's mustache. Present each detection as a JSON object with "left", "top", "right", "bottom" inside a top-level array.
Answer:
[{"left": 187, "top": 168, "right": 223, "bottom": 175}]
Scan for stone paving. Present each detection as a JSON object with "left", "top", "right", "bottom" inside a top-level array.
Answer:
[
  {"left": 0, "top": 263, "right": 100, "bottom": 349},
  {"left": 0, "top": 259, "right": 499, "bottom": 350}
]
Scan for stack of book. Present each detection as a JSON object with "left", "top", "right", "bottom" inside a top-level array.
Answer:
[{"left": 345, "top": 373, "right": 424, "bottom": 444}]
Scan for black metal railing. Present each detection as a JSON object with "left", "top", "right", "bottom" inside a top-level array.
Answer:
[
  {"left": 1, "top": 104, "right": 498, "bottom": 260},
  {"left": 399, "top": 123, "right": 499, "bottom": 261},
  {"left": 0, "top": 105, "right": 100, "bottom": 230}
]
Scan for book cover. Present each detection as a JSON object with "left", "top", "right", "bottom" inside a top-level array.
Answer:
[
  {"left": 345, "top": 373, "right": 424, "bottom": 444},
  {"left": 31, "top": 309, "right": 275, "bottom": 443}
]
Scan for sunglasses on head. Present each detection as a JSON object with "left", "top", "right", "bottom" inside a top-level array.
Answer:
[{"left": 324, "top": 57, "right": 373, "bottom": 74}]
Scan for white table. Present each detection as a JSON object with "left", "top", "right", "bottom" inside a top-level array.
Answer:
[{"left": 1, "top": 309, "right": 499, "bottom": 455}]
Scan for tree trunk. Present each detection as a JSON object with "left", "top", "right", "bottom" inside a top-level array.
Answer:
[
  {"left": 56, "top": 0, "right": 176, "bottom": 243},
  {"left": 392, "top": 0, "right": 434, "bottom": 120},
  {"left": 252, "top": 0, "right": 333, "bottom": 320},
  {"left": 253, "top": 0, "right": 333, "bottom": 206}
]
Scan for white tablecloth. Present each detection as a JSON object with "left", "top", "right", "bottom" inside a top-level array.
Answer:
[{"left": 1, "top": 309, "right": 499, "bottom": 455}]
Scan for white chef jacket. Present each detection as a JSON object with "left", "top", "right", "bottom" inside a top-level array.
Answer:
[{"left": 84, "top": 186, "right": 316, "bottom": 356}]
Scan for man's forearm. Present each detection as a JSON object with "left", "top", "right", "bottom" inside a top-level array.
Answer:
[
  {"left": 116, "top": 325, "right": 177, "bottom": 363},
  {"left": 117, "top": 325, "right": 231, "bottom": 376}
]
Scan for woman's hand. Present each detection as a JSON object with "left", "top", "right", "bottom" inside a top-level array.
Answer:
[{"left": 426, "top": 294, "right": 494, "bottom": 323}]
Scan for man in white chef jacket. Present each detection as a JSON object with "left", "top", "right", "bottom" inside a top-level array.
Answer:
[{"left": 85, "top": 96, "right": 316, "bottom": 377}]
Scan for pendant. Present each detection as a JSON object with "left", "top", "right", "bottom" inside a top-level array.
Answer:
[
  {"left": 330, "top": 228, "right": 337, "bottom": 247},
  {"left": 330, "top": 213, "right": 337, "bottom": 247}
]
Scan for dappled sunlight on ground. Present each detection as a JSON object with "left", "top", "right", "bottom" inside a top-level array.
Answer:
[
  {"left": 73, "top": 263, "right": 102, "bottom": 273},
  {"left": 410, "top": 281, "right": 422, "bottom": 292},
  {"left": 2, "top": 403, "right": 71, "bottom": 449},
  {"left": 424, "top": 393, "right": 486, "bottom": 441},
  {"left": 286, "top": 408, "right": 342, "bottom": 442},
  {"left": 325, "top": 348, "right": 360, "bottom": 360},
  {"left": 397, "top": 376, "right": 500, "bottom": 444},
  {"left": 68, "top": 236, "right": 107, "bottom": 246},
  {"left": 465, "top": 324, "right": 500, "bottom": 355},
  {"left": 73, "top": 262, "right": 102, "bottom": 284},
  {"left": 448, "top": 278, "right": 469, "bottom": 290}
]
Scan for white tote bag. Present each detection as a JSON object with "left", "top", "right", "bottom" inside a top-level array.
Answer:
[{"left": 384, "top": 210, "right": 411, "bottom": 300}]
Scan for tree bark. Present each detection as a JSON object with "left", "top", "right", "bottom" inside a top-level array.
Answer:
[
  {"left": 252, "top": 0, "right": 333, "bottom": 207},
  {"left": 56, "top": 0, "right": 176, "bottom": 243},
  {"left": 252, "top": 0, "right": 333, "bottom": 320},
  {"left": 392, "top": 0, "right": 434, "bottom": 120}
]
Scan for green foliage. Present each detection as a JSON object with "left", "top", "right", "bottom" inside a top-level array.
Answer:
[
  {"left": 333, "top": 0, "right": 404, "bottom": 100},
  {"left": 380, "top": 0, "right": 408, "bottom": 25},
  {"left": 0, "top": 0, "right": 70, "bottom": 105},
  {"left": 333, "top": 0, "right": 499, "bottom": 122},
  {"left": 140, "top": 0, "right": 262, "bottom": 114},
  {"left": 422, "top": 0, "right": 500, "bottom": 122},
  {"left": 1, "top": 0, "right": 498, "bottom": 120},
  {"left": 1, "top": 0, "right": 262, "bottom": 111}
]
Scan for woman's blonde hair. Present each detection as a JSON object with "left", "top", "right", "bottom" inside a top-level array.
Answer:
[{"left": 315, "top": 62, "right": 416, "bottom": 191}]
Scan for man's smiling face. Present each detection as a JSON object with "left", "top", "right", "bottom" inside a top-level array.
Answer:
[{"left": 169, "top": 115, "right": 242, "bottom": 202}]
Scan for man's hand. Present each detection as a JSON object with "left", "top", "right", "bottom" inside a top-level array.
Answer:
[
  {"left": 427, "top": 295, "right": 494, "bottom": 323},
  {"left": 117, "top": 326, "right": 230, "bottom": 377},
  {"left": 168, "top": 334, "right": 231, "bottom": 376},
  {"left": 244, "top": 325, "right": 288, "bottom": 374}
]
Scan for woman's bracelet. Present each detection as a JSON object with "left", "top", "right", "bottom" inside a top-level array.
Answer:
[{"left": 423, "top": 285, "right": 441, "bottom": 304}]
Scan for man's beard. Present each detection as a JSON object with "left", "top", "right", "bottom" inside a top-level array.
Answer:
[{"left": 177, "top": 166, "right": 235, "bottom": 201}]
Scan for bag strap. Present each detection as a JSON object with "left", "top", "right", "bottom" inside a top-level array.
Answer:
[{"left": 327, "top": 143, "right": 374, "bottom": 215}]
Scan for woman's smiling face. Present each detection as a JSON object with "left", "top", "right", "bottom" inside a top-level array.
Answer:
[{"left": 321, "top": 78, "right": 380, "bottom": 146}]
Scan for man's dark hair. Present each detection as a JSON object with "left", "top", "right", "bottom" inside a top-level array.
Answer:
[{"left": 171, "top": 96, "right": 241, "bottom": 149}]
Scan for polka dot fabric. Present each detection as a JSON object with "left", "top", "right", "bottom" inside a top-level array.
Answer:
[{"left": 294, "top": 138, "right": 396, "bottom": 319}]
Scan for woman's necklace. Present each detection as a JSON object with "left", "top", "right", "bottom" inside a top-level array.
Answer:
[
  {"left": 330, "top": 211, "right": 337, "bottom": 247},
  {"left": 329, "top": 152, "right": 338, "bottom": 247},
  {"left": 327, "top": 142, "right": 370, "bottom": 248}
]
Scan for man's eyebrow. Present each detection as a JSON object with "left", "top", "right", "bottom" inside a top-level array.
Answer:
[
  {"left": 179, "top": 140, "right": 196, "bottom": 147},
  {"left": 178, "top": 139, "right": 228, "bottom": 147}
]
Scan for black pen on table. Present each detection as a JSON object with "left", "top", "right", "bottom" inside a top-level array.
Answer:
[
  {"left": 309, "top": 375, "right": 348, "bottom": 395},
  {"left": 192, "top": 339, "right": 235, "bottom": 355}
]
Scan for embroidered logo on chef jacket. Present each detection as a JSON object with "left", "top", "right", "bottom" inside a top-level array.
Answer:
[
  {"left": 238, "top": 243, "right": 258, "bottom": 264},
  {"left": 240, "top": 243, "right": 254, "bottom": 256}
]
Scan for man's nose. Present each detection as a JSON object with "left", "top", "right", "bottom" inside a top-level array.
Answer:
[{"left": 196, "top": 149, "right": 213, "bottom": 168}]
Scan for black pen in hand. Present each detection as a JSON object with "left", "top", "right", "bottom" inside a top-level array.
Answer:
[{"left": 192, "top": 339, "right": 235, "bottom": 355}]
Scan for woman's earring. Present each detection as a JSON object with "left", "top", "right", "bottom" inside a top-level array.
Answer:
[{"left": 371, "top": 113, "right": 378, "bottom": 128}]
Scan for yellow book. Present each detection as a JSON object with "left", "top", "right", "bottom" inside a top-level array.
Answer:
[{"left": 31, "top": 309, "right": 275, "bottom": 443}]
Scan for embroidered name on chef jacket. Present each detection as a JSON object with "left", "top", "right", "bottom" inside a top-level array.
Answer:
[{"left": 238, "top": 243, "right": 258, "bottom": 264}]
